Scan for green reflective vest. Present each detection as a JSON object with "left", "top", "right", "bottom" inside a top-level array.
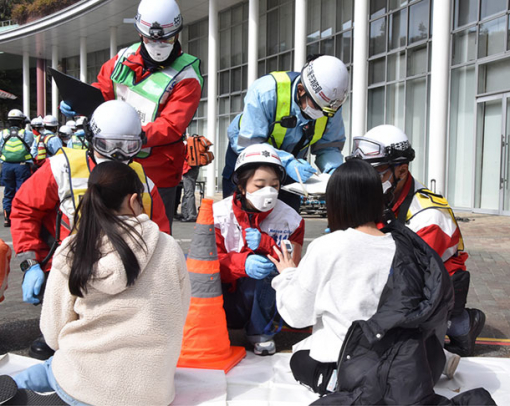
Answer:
[{"left": 1, "top": 128, "right": 32, "bottom": 162}]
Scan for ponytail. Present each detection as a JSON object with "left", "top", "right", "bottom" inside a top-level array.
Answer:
[{"left": 68, "top": 162, "right": 146, "bottom": 297}]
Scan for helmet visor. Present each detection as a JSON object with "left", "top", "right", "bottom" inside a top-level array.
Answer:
[
  {"left": 93, "top": 137, "right": 142, "bottom": 158},
  {"left": 350, "top": 137, "right": 388, "bottom": 163}
]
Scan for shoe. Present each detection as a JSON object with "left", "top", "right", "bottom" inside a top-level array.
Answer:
[
  {"left": 180, "top": 217, "right": 197, "bottom": 223},
  {"left": 253, "top": 340, "right": 276, "bottom": 356},
  {"left": 445, "top": 308, "right": 486, "bottom": 357},
  {"left": 0, "top": 375, "right": 17, "bottom": 404},
  {"left": 443, "top": 350, "right": 461, "bottom": 380},
  {"left": 28, "top": 335, "right": 55, "bottom": 361},
  {"left": 3, "top": 211, "right": 10, "bottom": 228},
  {"left": 174, "top": 213, "right": 184, "bottom": 220}
]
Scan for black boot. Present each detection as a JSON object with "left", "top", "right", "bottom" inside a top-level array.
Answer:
[
  {"left": 28, "top": 335, "right": 55, "bottom": 361},
  {"left": 3, "top": 211, "right": 10, "bottom": 228},
  {"left": 445, "top": 308, "right": 486, "bottom": 357}
]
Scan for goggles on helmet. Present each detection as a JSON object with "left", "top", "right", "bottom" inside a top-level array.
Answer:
[
  {"left": 93, "top": 137, "right": 142, "bottom": 160},
  {"left": 349, "top": 137, "right": 388, "bottom": 165}
]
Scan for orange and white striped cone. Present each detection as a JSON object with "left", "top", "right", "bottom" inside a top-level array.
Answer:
[{"left": 177, "top": 199, "right": 246, "bottom": 372}]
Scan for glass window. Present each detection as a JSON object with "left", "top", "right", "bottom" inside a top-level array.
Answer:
[
  {"left": 478, "top": 16, "right": 506, "bottom": 58},
  {"left": 219, "top": 98, "right": 229, "bottom": 115},
  {"left": 478, "top": 58, "right": 510, "bottom": 94},
  {"left": 335, "top": 31, "right": 352, "bottom": 64},
  {"left": 369, "top": 57, "right": 386, "bottom": 85},
  {"left": 448, "top": 66, "right": 476, "bottom": 207},
  {"left": 405, "top": 76, "right": 427, "bottom": 182},
  {"left": 307, "top": 1, "right": 321, "bottom": 43},
  {"left": 409, "top": 0, "right": 429, "bottom": 44},
  {"left": 386, "top": 82, "right": 405, "bottom": 128},
  {"left": 368, "top": 87, "right": 385, "bottom": 130},
  {"left": 321, "top": 0, "right": 336, "bottom": 38},
  {"left": 389, "top": 8, "right": 407, "bottom": 50},
  {"left": 279, "top": 52, "right": 292, "bottom": 71},
  {"left": 267, "top": 56, "right": 278, "bottom": 72},
  {"left": 337, "top": 0, "right": 353, "bottom": 31},
  {"left": 267, "top": 10, "right": 279, "bottom": 55},
  {"left": 370, "top": 0, "right": 386, "bottom": 19},
  {"left": 407, "top": 44, "right": 427, "bottom": 76},
  {"left": 259, "top": 14, "right": 267, "bottom": 58},
  {"left": 231, "top": 94, "right": 242, "bottom": 113},
  {"left": 454, "top": 0, "right": 477, "bottom": 29},
  {"left": 232, "top": 4, "right": 243, "bottom": 25},
  {"left": 452, "top": 27, "right": 477, "bottom": 65},
  {"left": 370, "top": 17, "right": 387, "bottom": 56},
  {"left": 220, "top": 10, "right": 231, "bottom": 30},
  {"left": 480, "top": 0, "right": 506, "bottom": 21},
  {"left": 231, "top": 67, "right": 242, "bottom": 92},
  {"left": 231, "top": 24, "right": 243, "bottom": 66},
  {"left": 220, "top": 29, "right": 231, "bottom": 69},
  {"left": 321, "top": 38, "right": 335, "bottom": 55},
  {"left": 307, "top": 42, "right": 320, "bottom": 57},
  {"left": 279, "top": 2, "right": 293, "bottom": 51},
  {"left": 219, "top": 71, "right": 229, "bottom": 95},
  {"left": 268, "top": 0, "right": 279, "bottom": 9},
  {"left": 389, "top": 0, "right": 408, "bottom": 11},
  {"left": 387, "top": 51, "right": 406, "bottom": 81}
]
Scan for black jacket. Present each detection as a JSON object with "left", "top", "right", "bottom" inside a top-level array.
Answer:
[{"left": 312, "top": 221, "right": 496, "bottom": 406}]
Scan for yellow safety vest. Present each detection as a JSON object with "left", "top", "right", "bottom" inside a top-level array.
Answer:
[{"left": 58, "top": 148, "right": 153, "bottom": 219}]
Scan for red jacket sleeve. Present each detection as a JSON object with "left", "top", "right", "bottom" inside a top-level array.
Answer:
[
  {"left": 215, "top": 228, "right": 250, "bottom": 283},
  {"left": 150, "top": 185, "right": 171, "bottom": 235},
  {"left": 289, "top": 219, "right": 305, "bottom": 246},
  {"left": 92, "top": 56, "right": 117, "bottom": 101},
  {"left": 11, "top": 162, "right": 60, "bottom": 265}
]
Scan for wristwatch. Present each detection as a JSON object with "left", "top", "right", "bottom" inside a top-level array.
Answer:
[{"left": 20, "top": 259, "right": 39, "bottom": 273}]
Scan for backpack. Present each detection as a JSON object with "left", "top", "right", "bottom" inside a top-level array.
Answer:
[{"left": 187, "top": 134, "right": 214, "bottom": 167}]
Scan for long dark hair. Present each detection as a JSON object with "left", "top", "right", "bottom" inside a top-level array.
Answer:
[
  {"left": 68, "top": 161, "right": 146, "bottom": 297},
  {"left": 326, "top": 159, "right": 384, "bottom": 232}
]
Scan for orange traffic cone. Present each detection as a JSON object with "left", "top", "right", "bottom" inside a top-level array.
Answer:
[
  {"left": 177, "top": 199, "right": 246, "bottom": 372},
  {"left": 0, "top": 239, "right": 12, "bottom": 303}
]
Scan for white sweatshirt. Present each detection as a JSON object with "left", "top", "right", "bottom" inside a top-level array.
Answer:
[
  {"left": 41, "top": 214, "right": 191, "bottom": 406},
  {"left": 272, "top": 228, "right": 396, "bottom": 363}
]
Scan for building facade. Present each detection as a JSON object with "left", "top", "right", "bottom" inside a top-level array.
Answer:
[{"left": 1, "top": 0, "right": 510, "bottom": 214}]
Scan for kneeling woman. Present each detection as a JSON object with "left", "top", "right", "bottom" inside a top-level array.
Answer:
[
  {"left": 214, "top": 144, "right": 304, "bottom": 356},
  {"left": 269, "top": 159, "right": 396, "bottom": 394}
]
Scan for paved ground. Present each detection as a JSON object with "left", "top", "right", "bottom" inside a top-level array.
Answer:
[{"left": 1, "top": 195, "right": 510, "bottom": 359}]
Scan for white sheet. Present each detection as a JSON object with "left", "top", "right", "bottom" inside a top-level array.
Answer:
[{"left": 1, "top": 352, "right": 508, "bottom": 405}]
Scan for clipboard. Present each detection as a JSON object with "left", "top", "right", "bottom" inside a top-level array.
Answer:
[{"left": 48, "top": 67, "right": 105, "bottom": 117}]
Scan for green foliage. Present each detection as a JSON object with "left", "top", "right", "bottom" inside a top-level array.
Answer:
[{"left": 12, "top": 0, "right": 80, "bottom": 24}]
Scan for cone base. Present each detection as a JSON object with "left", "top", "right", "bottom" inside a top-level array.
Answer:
[{"left": 177, "top": 346, "right": 246, "bottom": 373}]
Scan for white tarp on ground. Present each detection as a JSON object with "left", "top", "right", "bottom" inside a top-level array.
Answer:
[{"left": 1, "top": 352, "right": 509, "bottom": 405}]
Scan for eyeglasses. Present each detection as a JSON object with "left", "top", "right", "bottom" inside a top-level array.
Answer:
[{"left": 93, "top": 137, "right": 142, "bottom": 157}]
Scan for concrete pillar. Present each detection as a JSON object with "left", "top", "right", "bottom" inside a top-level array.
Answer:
[
  {"left": 247, "top": 0, "right": 259, "bottom": 86},
  {"left": 427, "top": 0, "right": 452, "bottom": 194},
  {"left": 80, "top": 37, "right": 87, "bottom": 83},
  {"left": 294, "top": 0, "right": 306, "bottom": 71},
  {"left": 110, "top": 26, "right": 118, "bottom": 59},
  {"left": 352, "top": 0, "right": 369, "bottom": 139},
  {"left": 22, "top": 52, "right": 30, "bottom": 117},
  {"left": 52, "top": 45, "right": 59, "bottom": 117},
  {"left": 36, "top": 59, "right": 46, "bottom": 117},
  {"left": 206, "top": 0, "right": 218, "bottom": 196}
]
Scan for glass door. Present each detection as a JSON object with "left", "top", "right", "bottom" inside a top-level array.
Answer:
[{"left": 474, "top": 93, "right": 510, "bottom": 214}]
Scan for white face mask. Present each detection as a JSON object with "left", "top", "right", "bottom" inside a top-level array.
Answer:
[
  {"left": 382, "top": 179, "right": 393, "bottom": 194},
  {"left": 145, "top": 41, "right": 174, "bottom": 62},
  {"left": 246, "top": 187, "right": 278, "bottom": 212},
  {"left": 302, "top": 104, "right": 324, "bottom": 120}
]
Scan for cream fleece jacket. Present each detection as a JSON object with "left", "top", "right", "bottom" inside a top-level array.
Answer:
[{"left": 41, "top": 214, "right": 191, "bottom": 406}]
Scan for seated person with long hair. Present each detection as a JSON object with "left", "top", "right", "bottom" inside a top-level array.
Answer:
[{"left": 7, "top": 162, "right": 190, "bottom": 405}]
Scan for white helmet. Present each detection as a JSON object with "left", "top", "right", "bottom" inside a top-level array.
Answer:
[
  {"left": 75, "top": 116, "right": 86, "bottom": 128},
  {"left": 7, "top": 109, "right": 25, "bottom": 124},
  {"left": 301, "top": 55, "right": 349, "bottom": 117},
  {"left": 66, "top": 120, "right": 77, "bottom": 131},
  {"left": 349, "top": 125, "right": 415, "bottom": 166},
  {"left": 90, "top": 100, "right": 143, "bottom": 161},
  {"left": 135, "top": 0, "right": 183, "bottom": 40},
  {"left": 58, "top": 125, "right": 73, "bottom": 141},
  {"left": 31, "top": 116, "right": 44, "bottom": 128},
  {"left": 43, "top": 115, "right": 58, "bottom": 128},
  {"left": 233, "top": 143, "right": 286, "bottom": 184}
]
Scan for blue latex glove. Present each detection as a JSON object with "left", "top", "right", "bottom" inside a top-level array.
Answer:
[
  {"left": 22, "top": 264, "right": 45, "bottom": 304},
  {"left": 287, "top": 159, "right": 315, "bottom": 182},
  {"left": 245, "top": 228, "right": 262, "bottom": 251},
  {"left": 245, "top": 255, "right": 276, "bottom": 280},
  {"left": 60, "top": 101, "right": 76, "bottom": 118}
]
